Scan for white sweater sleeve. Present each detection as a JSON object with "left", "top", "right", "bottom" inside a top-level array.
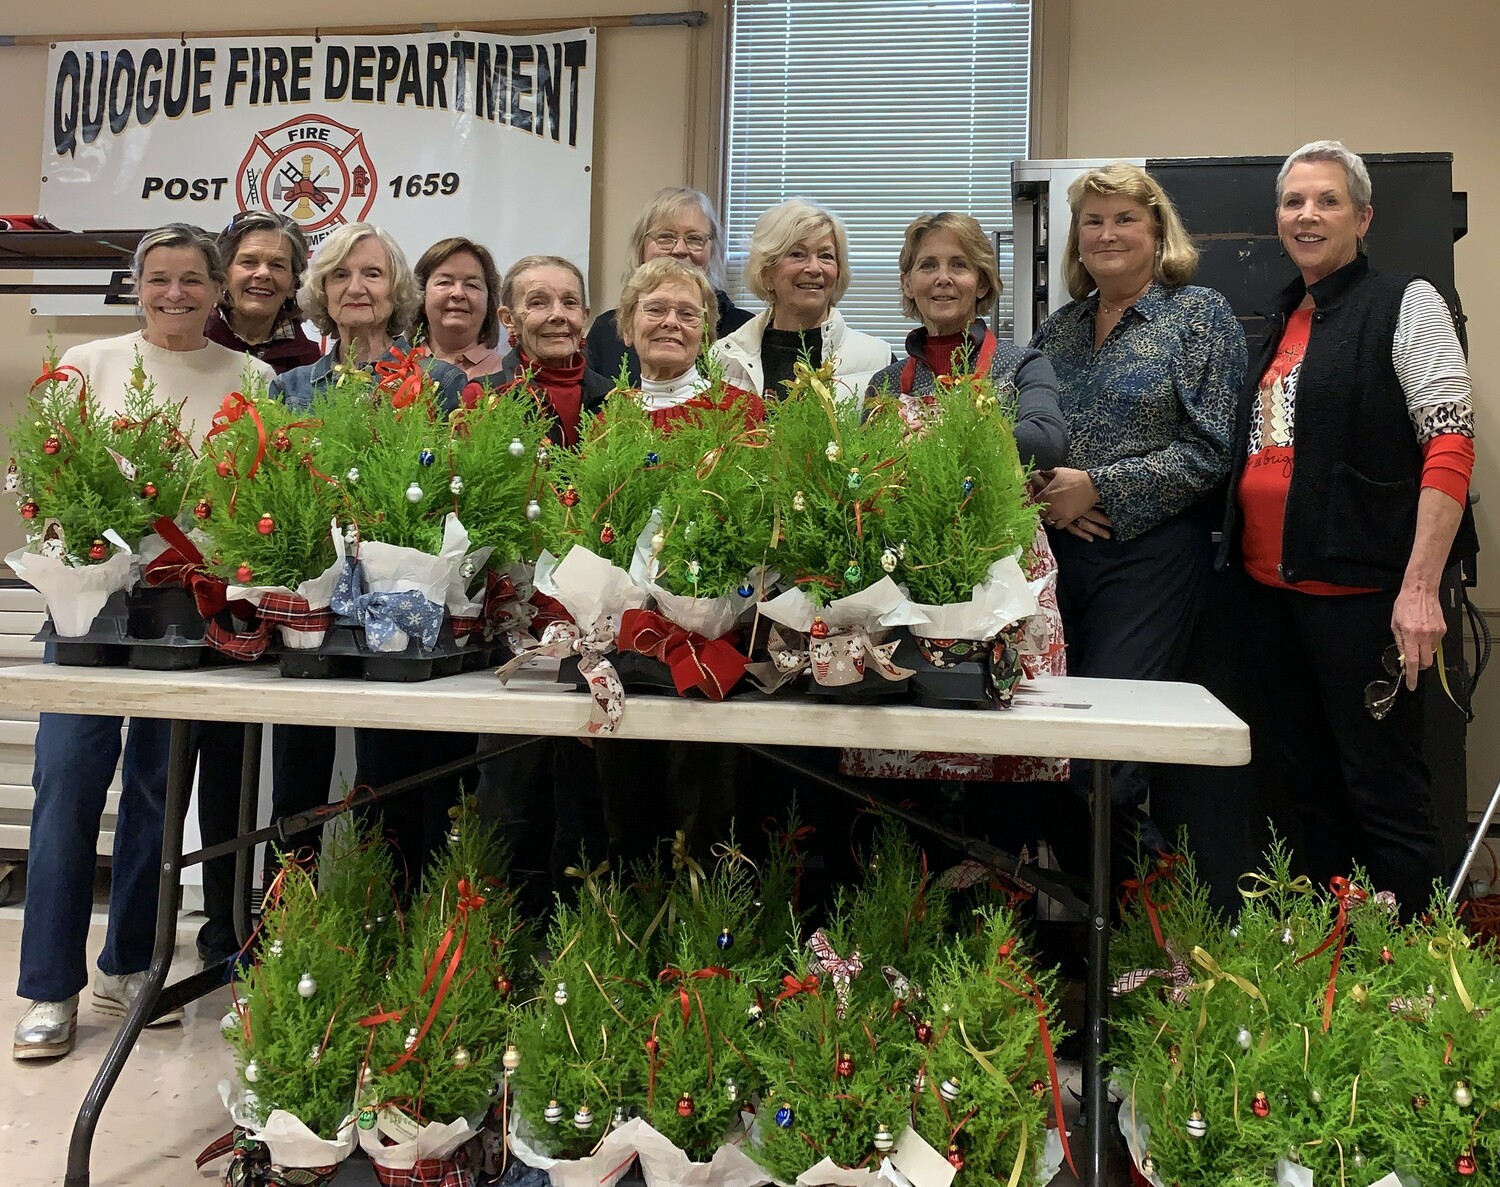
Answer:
[{"left": 1393, "top": 279, "right": 1473, "bottom": 443}]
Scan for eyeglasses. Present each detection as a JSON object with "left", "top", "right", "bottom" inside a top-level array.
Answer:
[
  {"left": 1364, "top": 644, "right": 1406, "bottom": 720},
  {"left": 639, "top": 302, "right": 705, "bottom": 325},
  {"left": 650, "top": 231, "right": 711, "bottom": 252}
]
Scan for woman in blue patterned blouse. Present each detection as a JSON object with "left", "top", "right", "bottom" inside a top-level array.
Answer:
[{"left": 1031, "top": 162, "right": 1247, "bottom": 885}]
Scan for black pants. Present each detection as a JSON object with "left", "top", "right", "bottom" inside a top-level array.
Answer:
[
  {"left": 474, "top": 735, "right": 606, "bottom": 918},
  {"left": 1245, "top": 579, "right": 1442, "bottom": 915},
  {"left": 1045, "top": 511, "right": 1213, "bottom": 887},
  {"left": 354, "top": 728, "right": 475, "bottom": 897}
]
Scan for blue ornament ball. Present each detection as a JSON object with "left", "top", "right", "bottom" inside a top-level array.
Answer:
[
  {"left": 774, "top": 1105, "right": 794, "bottom": 1129},
  {"left": 736, "top": 584, "right": 754, "bottom": 599},
  {"left": 961, "top": 476, "right": 975, "bottom": 496},
  {"left": 418, "top": 449, "right": 436, "bottom": 467},
  {"left": 645, "top": 451, "right": 660, "bottom": 467},
  {"left": 717, "top": 928, "right": 734, "bottom": 951}
]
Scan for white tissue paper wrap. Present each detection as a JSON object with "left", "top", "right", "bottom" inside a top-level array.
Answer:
[
  {"left": 905, "top": 555, "right": 1037, "bottom": 642},
  {"left": 358, "top": 1115, "right": 474, "bottom": 1168},
  {"left": 511, "top": 1115, "right": 769, "bottom": 1187},
  {"left": 335, "top": 513, "right": 470, "bottom": 652},
  {"left": 757, "top": 576, "right": 929, "bottom": 635},
  {"left": 219, "top": 1079, "right": 357, "bottom": 1168},
  {"left": 7, "top": 528, "right": 135, "bottom": 636},
  {"left": 534, "top": 544, "right": 650, "bottom": 635}
]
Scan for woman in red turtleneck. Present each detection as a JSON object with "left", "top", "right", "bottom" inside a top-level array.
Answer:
[{"left": 476, "top": 254, "right": 613, "bottom": 445}]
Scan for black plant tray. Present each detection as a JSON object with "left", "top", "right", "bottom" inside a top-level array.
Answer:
[
  {"left": 291, "top": 623, "right": 480, "bottom": 683},
  {"left": 557, "top": 650, "right": 754, "bottom": 699},
  {"left": 36, "top": 587, "right": 218, "bottom": 670}
]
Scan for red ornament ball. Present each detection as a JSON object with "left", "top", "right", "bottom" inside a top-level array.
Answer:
[
  {"left": 998, "top": 939, "right": 1016, "bottom": 958},
  {"left": 1379, "top": 946, "right": 1395, "bottom": 965},
  {"left": 112, "top": 416, "right": 130, "bottom": 432},
  {"left": 271, "top": 431, "right": 291, "bottom": 452},
  {"left": 43, "top": 436, "right": 61, "bottom": 455},
  {"left": 946, "top": 1144, "right": 965, "bottom": 1171},
  {"left": 560, "top": 485, "right": 579, "bottom": 507},
  {"left": 1029, "top": 1079, "right": 1047, "bottom": 1098},
  {"left": 257, "top": 513, "right": 275, "bottom": 536},
  {"left": 600, "top": 523, "right": 616, "bottom": 546},
  {"left": 494, "top": 975, "right": 512, "bottom": 998},
  {"left": 236, "top": 564, "right": 254, "bottom": 584},
  {"left": 914, "top": 1020, "right": 934, "bottom": 1045},
  {"left": 645, "top": 1037, "right": 660, "bottom": 1059},
  {"left": 676, "top": 1092, "right": 694, "bottom": 1118},
  {"left": 88, "top": 539, "right": 107, "bottom": 561},
  {"left": 1251, "top": 1090, "right": 1271, "bottom": 1118},
  {"left": 835, "top": 1053, "right": 855, "bottom": 1078},
  {"left": 1458, "top": 1153, "right": 1477, "bottom": 1176},
  {"left": 809, "top": 616, "right": 831, "bottom": 640},
  {"left": 141, "top": 482, "right": 158, "bottom": 499},
  {"left": 193, "top": 499, "right": 211, "bottom": 521},
  {"left": 216, "top": 460, "right": 233, "bottom": 478},
  {"left": 20, "top": 500, "right": 38, "bottom": 520}
]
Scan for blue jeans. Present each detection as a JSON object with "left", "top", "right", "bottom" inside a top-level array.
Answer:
[{"left": 17, "top": 713, "right": 172, "bottom": 1002}]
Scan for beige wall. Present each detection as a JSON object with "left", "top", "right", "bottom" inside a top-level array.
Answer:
[
  {"left": 1059, "top": 0, "right": 1500, "bottom": 806},
  {"left": 0, "top": 0, "right": 724, "bottom": 553}
]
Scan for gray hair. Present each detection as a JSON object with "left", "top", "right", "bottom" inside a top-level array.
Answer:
[
  {"left": 132, "top": 223, "right": 225, "bottom": 286},
  {"left": 1276, "top": 140, "right": 1372, "bottom": 212},
  {"left": 217, "top": 211, "right": 311, "bottom": 316},
  {"left": 298, "top": 223, "right": 421, "bottom": 338},
  {"left": 623, "top": 186, "right": 727, "bottom": 287}
]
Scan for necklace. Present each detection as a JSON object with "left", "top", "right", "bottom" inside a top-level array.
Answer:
[{"left": 1098, "top": 280, "right": 1152, "bottom": 315}]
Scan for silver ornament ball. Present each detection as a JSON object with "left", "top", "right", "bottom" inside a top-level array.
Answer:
[
  {"left": 1186, "top": 1110, "right": 1207, "bottom": 1139},
  {"left": 573, "top": 1105, "right": 594, "bottom": 1131},
  {"left": 297, "top": 972, "right": 317, "bottom": 999},
  {"left": 873, "top": 1124, "right": 896, "bottom": 1153},
  {"left": 553, "top": 981, "right": 569, "bottom": 1006},
  {"left": 1237, "top": 1026, "right": 1252, "bottom": 1050},
  {"left": 452, "top": 1045, "right": 471, "bottom": 1069},
  {"left": 508, "top": 437, "right": 526, "bottom": 458},
  {"left": 244, "top": 1060, "right": 259, "bottom": 1083},
  {"left": 406, "top": 482, "right": 424, "bottom": 503},
  {"left": 450, "top": 475, "right": 464, "bottom": 495},
  {"left": 525, "top": 499, "right": 542, "bottom": 522}
]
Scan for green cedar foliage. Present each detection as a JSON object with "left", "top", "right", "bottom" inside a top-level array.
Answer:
[
  {"left": 510, "top": 871, "right": 655, "bottom": 1156},
  {"left": 228, "top": 857, "right": 369, "bottom": 1137},
  {"left": 196, "top": 392, "right": 342, "bottom": 590},
  {"left": 364, "top": 808, "right": 533, "bottom": 1126},
  {"left": 537, "top": 389, "right": 672, "bottom": 569},
  {"left": 874, "top": 376, "right": 1040, "bottom": 607},
  {"left": 317, "top": 817, "right": 405, "bottom": 973},
  {"left": 767, "top": 361, "right": 908, "bottom": 606},
  {"left": 9, "top": 346, "right": 204, "bottom": 556},
  {"left": 651, "top": 394, "right": 774, "bottom": 598},
  {"left": 448, "top": 385, "right": 551, "bottom": 569},
  {"left": 914, "top": 908, "right": 1063, "bottom": 1185}
]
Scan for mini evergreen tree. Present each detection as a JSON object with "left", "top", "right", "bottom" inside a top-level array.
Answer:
[
  {"left": 768, "top": 361, "right": 908, "bottom": 606},
  {"left": 447, "top": 386, "right": 551, "bottom": 572},
  {"left": 227, "top": 855, "right": 370, "bottom": 1137},
  {"left": 873, "top": 376, "right": 1039, "bottom": 607},
  {"left": 9, "top": 346, "right": 201, "bottom": 559}
]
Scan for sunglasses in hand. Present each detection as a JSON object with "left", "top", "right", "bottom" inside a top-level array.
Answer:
[{"left": 1363, "top": 644, "right": 1406, "bottom": 720}]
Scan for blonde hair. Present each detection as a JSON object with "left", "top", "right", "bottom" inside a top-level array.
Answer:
[
  {"left": 623, "top": 186, "right": 726, "bottom": 286},
  {"left": 746, "top": 198, "right": 852, "bottom": 309},
  {"left": 896, "top": 212, "right": 1001, "bottom": 323},
  {"left": 617, "top": 257, "right": 720, "bottom": 346},
  {"left": 1062, "top": 163, "right": 1199, "bottom": 301},
  {"left": 499, "top": 254, "right": 588, "bottom": 311},
  {"left": 298, "top": 223, "right": 420, "bottom": 337}
]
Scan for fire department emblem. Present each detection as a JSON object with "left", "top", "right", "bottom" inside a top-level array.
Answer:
[{"left": 235, "top": 115, "right": 377, "bottom": 236}]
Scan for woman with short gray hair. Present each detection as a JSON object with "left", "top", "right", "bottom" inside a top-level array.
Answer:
[
  {"left": 13, "top": 223, "right": 275, "bottom": 1060},
  {"left": 270, "top": 222, "right": 466, "bottom": 412},
  {"left": 1218, "top": 139, "right": 1476, "bottom": 914},
  {"left": 206, "top": 210, "right": 321, "bottom": 375}
]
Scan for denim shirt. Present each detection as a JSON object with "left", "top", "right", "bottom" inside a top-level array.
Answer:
[
  {"left": 1031, "top": 283, "right": 1246, "bottom": 541},
  {"left": 268, "top": 336, "right": 467, "bottom": 414}
]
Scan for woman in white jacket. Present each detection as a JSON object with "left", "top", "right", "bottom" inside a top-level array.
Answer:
[{"left": 711, "top": 199, "right": 891, "bottom": 405}]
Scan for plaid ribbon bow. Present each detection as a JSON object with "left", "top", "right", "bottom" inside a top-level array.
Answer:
[
  {"left": 806, "top": 928, "right": 863, "bottom": 1018},
  {"left": 496, "top": 619, "right": 624, "bottom": 735},
  {"left": 1110, "top": 955, "right": 1194, "bottom": 1006},
  {"left": 371, "top": 1157, "right": 474, "bottom": 1187},
  {"left": 331, "top": 556, "right": 444, "bottom": 652}
]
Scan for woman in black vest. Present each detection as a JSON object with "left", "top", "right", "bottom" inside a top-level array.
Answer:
[{"left": 1218, "top": 140, "right": 1475, "bottom": 914}]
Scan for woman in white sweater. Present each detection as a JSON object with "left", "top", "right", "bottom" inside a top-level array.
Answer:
[
  {"left": 13, "top": 224, "right": 273, "bottom": 1061},
  {"left": 711, "top": 199, "right": 892, "bottom": 406}
]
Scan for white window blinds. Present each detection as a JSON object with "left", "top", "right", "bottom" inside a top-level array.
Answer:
[{"left": 724, "top": 0, "right": 1032, "bottom": 349}]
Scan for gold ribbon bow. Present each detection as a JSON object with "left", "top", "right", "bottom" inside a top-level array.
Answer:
[
  {"left": 564, "top": 859, "right": 642, "bottom": 954},
  {"left": 1236, "top": 872, "right": 1316, "bottom": 901},
  {"left": 1429, "top": 930, "right": 1476, "bottom": 1013},
  {"left": 1190, "top": 946, "right": 1265, "bottom": 1036}
]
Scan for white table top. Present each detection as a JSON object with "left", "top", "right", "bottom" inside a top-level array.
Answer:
[{"left": 0, "top": 663, "right": 1249, "bottom": 767}]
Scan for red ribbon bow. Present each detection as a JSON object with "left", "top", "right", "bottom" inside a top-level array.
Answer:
[
  {"left": 32, "top": 362, "right": 90, "bottom": 420},
  {"left": 144, "top": 514, "right": 235, "bottom": 619},
  {"left": 379, "top": 878, "right": 484, "bottom": 1075},
  {"left": 774, "top": 972, "right": 820, "bottom": 1006},
  {"left": 1296, "top": 875, "right": 1369, "bottom": 1031},
  {"left": 617, "top": 608, "right": 749, "bottom": 700},
  {"left": 1119, "top": 852, "right": 1186, "bottom": 950},
  {"left": 204, "top": 392, "right": 268, "bottom": 481},
  {"left": 375, "top": 344, "right": 430, "bottom": 410}
]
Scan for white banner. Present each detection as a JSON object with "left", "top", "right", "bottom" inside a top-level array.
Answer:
[{"left": 37, "top": 28, "right": 596, "bottom": 315}]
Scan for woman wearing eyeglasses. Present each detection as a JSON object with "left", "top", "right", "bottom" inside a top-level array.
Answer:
[
  {"left": 1218, "top": 141, "right": 1475, "bottom": 913},
  {"left": 584, "top": 187, "right": 753, "bottom": 387}
]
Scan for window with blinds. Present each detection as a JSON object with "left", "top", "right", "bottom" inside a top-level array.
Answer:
[{"left": 723, "top": 0, "right": 1032, "bottom": 349}]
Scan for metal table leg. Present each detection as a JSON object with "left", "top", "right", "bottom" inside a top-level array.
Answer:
[
  {"left": 232, "top": 723, "right": 264, "bottom": 948},
  {"left": 64, "top": 717, "right": 194, "bottom": 1187},
  {"left": 1084, "top": 759, "right": 1112, "bottom": 1187}
]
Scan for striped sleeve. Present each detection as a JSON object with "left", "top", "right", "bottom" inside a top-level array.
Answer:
[{"left": 1393, "top": 279, "right": 1473, "bottom": 443}]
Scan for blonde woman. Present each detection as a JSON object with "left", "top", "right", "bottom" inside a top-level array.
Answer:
[
  {"left": 712, "top": 198, "right": 891, "bottom": 404},
  {"left": 585, "top": 187, "right": 752, "bottom": 386}
]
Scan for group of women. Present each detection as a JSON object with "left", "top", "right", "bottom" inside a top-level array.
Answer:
[{"left": 13, "top": 140, "right": 1474, "bottom": 1066}]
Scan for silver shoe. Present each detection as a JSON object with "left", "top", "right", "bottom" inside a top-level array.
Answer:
[
  {"left": 93, "top": 971, "right": 184, "bottom": 1027},
  {"left": 13, "top": 997, "right": 78, "bottom": 1060}
]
